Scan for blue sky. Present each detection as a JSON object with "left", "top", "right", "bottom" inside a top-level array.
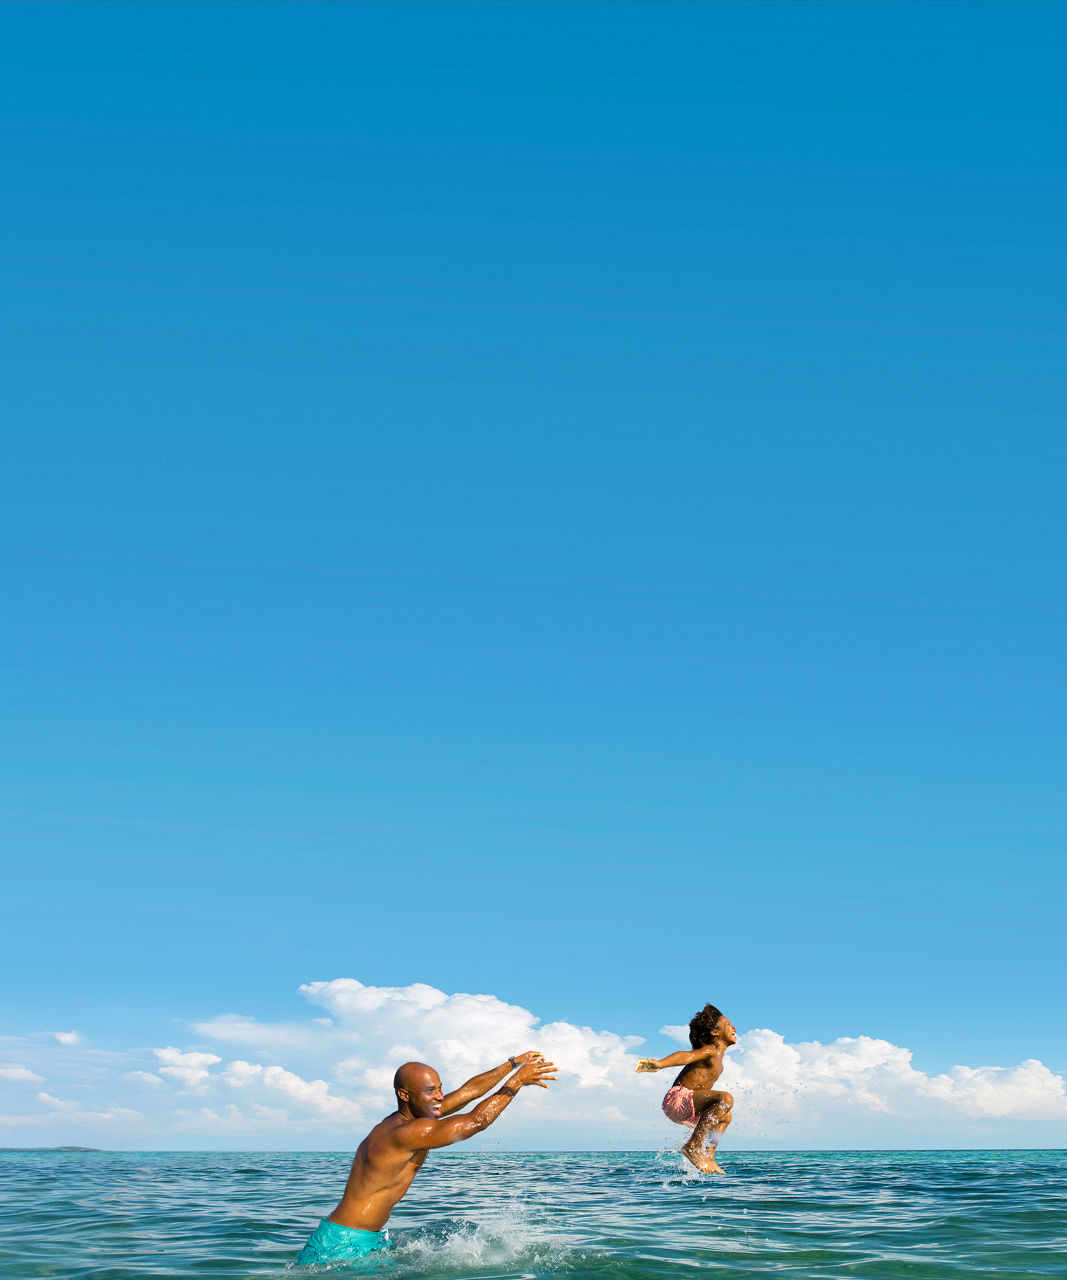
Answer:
[{"left": 2, "top": 3, "right": 1065, "bottom": 1148}]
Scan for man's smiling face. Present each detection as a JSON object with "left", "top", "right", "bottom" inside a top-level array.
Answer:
[{"left": 402, "top": 1067, "right": 444, "bottom": 1118}]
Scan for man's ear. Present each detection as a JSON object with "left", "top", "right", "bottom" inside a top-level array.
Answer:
[{"left": 396, "top": 1089, "right": 409, "bottom": 1104}]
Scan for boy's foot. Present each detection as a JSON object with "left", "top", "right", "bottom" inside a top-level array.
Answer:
[{"left": 681, "top": 1143, "right": 724, "bottom": 1174}]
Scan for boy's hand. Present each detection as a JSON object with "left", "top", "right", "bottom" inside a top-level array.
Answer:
[
  {"left": 511, "top": 1059, "right": 557, "bottom": 1088},
  {"left": 511, "top": 1050, "right": 545, "bottom": 1066},
  {"left": 634, "top": 1057, "right": 659, "bottom": 1073}
]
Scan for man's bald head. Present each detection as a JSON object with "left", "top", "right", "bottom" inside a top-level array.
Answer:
[
  {"left": 393, "top": 1061, "right": 438, "bottom": 1095},
  {"left": 393, "top": 1061, "right": 444, "bottom": 1118}
]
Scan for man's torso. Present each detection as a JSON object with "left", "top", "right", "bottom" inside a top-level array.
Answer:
[{"left": 329, "top": 1114, "right": 429, "bottom": 1231}]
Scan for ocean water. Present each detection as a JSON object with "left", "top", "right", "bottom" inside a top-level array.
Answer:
[{"left": 1, "top": 1149, "right": 1064, "bottom": 1280}]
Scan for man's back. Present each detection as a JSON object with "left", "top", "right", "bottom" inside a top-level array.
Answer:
[{"left": 329, "top": 1114, "right": 428, "bottom": 1230}]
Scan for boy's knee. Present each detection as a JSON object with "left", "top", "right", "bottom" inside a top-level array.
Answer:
[{"left": 717, "top": 1091, "right": 734, "bottom": 1110}]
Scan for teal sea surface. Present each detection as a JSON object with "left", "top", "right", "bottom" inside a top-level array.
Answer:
[{"left": 1, "top": 1150, "right": 1064, "bottom": 1279}]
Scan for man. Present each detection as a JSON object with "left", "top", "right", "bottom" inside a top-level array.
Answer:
[{"left": 297, "top": 1050, "right": 556, "bottom": 1266}]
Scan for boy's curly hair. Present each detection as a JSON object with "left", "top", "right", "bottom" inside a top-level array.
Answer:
[{"left": 689, "top": 1003, "right": 725, "bottom": 1048}]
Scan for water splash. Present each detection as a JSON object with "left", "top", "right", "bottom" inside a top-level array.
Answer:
[
  {"left": 651, "top": 1141, "right": 715, "bottom": 1189},
  {"left": 392, "top": 1190, "right": 581, "bottom": 1276}
]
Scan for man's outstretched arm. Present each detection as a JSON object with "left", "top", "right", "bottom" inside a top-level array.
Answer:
[
  {"left": 440, "top": 1051, "right": 544, "bottom": 1116},
  {"left": 405, "top": 1059, "right": 557, "bottom": 1147}
]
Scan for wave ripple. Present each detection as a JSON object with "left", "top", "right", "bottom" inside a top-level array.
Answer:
[{"left": 1, "top": 1149, "right": 1064, "bottom": 1279}]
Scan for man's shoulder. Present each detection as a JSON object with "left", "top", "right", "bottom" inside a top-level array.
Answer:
[
  {"left": 390, "top": 1114, "right": 441, "bottom": 1143},
  {"left": 368, "top": 1112, "right": 437, "bottom": 1152}
]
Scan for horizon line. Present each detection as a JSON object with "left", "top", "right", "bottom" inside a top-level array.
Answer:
[{"left": 5, "top": 1146, "right": 1066, "bottom": 1155}]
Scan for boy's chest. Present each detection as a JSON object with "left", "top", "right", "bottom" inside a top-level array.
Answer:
[{"left": 681, "top": 1061, "right": 722, "bottom": 1088}]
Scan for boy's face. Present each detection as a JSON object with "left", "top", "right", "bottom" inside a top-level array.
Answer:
[{"left": 719, "top": 1017, "right": 738, "bottom": 1045}]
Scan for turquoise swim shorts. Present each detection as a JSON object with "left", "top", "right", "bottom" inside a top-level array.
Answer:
[{"left": 296, "top": 1217, "right": 391, "bottom": 1267}]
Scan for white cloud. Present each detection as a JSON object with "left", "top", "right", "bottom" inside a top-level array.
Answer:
[
  {"left": 5, "top": 979, "right": 1067, "bottom": 1149},
  {"left": 123, "top": 1071, "right": 164, "bottom": 1088},
  {"left": 182, "top": 983, "right": 1067, "bottom": 1142},
  {"left": 720, "top": 1029, "right": 1067, "bottom": 1136},
  {"left": 22, "top": 1091, "right": 140, "bottom": 1125},
  {"left": 222, "top": 1060, "right": 363, "bottom": 1122},
  {"left": 175, "top": 1103, "right": 290, "bottom": 1132},
  {"left": 920, "top": 1058, "right": 1067, "bottom": 1121},
  {"left": 0, "top": 1064, "right": 44, "bottom": 1085},
  {"left": 0, "top": 1103, "right": 142, "bottom": 1127},
  {"left": 36, "top": 1092, "right": 79, "bottom": 1112},
  {"left": 659, "top": 1025, "right": 689, "bottom": 1045},
  {"left": 333, "top": 1055, "right": 365, "bottom": 1084},
  {"left": 191, "top": 1014, "right": 335, "bottom": 1053},
  {"left": 298, "top": 979, "right": 642, "bottom": 1096},
  {"left": 152, "top": 1047, "right": 222, "bottom": 1093},
  {"left": 51, "top": 1031, "right": 81, "bottom": 1045}
]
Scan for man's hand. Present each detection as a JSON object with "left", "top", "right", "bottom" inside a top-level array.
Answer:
[
  {"left": 510, "top": 1058, "right": 557, "bottom": 1088},
  {"left": 634, "top": 1058, "right": 660, "bottom": 1073},
  {"left": 511, "top": 1051, "right": 546, "bottom": 1067}
]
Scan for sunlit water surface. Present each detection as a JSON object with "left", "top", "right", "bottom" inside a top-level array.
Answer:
[{"left": 1, "top": 1150, "right": 1064, "bottom": 1279}]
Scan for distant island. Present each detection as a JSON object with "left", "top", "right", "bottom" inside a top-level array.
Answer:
[{"left": 0, "top": 1146, "right": 102, "bottom": 1152}]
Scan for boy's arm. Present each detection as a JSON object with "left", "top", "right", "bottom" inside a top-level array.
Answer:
[
  {"left": 439, "top": 1051, "right": 544, "bottom": 1116},
  {"left": 634, "top": 1047, "right": 713, "bottom": 1072},
  {"left": 402, "top": 1060, "right": 557, "bottom": 1149}
]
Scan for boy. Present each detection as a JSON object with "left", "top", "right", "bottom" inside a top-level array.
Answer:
[{"left": 635, "top": 1003, "right": 736, "bottom": 1173}]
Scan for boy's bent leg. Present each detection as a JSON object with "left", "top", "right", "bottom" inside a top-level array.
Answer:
[{"left": 682, "top": 1090, "right": 733, "bottom": 1174}]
